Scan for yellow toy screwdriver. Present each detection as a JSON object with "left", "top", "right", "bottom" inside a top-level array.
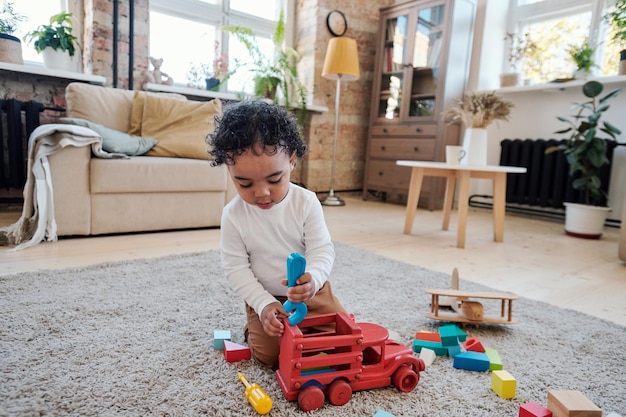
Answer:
[{"left": 238, "top": 372, "right": 272, "bottom": 415}]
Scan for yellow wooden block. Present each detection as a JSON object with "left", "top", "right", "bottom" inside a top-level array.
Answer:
[
  {"left": 547, "top": 390, "right": 602, "bottom": 417},
  {"left": 491, "top": 369, "right": 516, "bottom": 399}
]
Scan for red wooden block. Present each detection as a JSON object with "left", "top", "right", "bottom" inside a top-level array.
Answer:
[
  {"left": 224, "top": 340, "right": 251, "bottom": 362},
  {"left": 415, "top": 331, "right": 441, "bottom": 342},
  {"left": 463, "top": 336, "right": 486, "bottom": 352},
  {"left": 519, "top": 401, "right": 553, "bottom": 417}
]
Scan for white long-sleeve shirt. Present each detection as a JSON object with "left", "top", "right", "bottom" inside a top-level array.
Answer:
[{"left": 219, "top": 183, "right": 334, "bottom": 317}]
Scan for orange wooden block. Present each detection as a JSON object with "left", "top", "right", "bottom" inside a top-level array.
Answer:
[
  {"left": 415, "top": 331, "right": 441, "bottom": 342},
  {"left": 547, "top": 390, "right": 601, "bottom": 417},
  {"left": 224, "top": 340, "right": 251, "bottom": 362}
]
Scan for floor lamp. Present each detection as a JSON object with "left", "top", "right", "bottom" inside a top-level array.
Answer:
[{"left": 321, "top": 37, "right": 360, "bottom": 206}]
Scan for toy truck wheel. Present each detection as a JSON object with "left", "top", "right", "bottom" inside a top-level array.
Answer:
[
  {"left": 392, "top": 365, "right": 419, "bottom": 392},
  {"left": 298, "top": 385, "right": 325, "bottom": 412},
  {"left": 327, "top": 379, "right": 352, "bottom": 406}
]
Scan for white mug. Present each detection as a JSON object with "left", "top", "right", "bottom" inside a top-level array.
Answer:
[{"left": 446, "top": 145, "right": 466, "bottom": 165}]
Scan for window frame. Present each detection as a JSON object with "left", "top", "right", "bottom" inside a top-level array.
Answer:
[
  {"left": 149, "top": 0, "right": 293, "bottom": 90},
  {"left": 505, "top": 0, "right": 615, "bottom": 78}
]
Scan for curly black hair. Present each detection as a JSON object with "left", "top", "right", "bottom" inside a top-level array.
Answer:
[{"left": 207, "top": 100, "right": 307, "bottom": 166}]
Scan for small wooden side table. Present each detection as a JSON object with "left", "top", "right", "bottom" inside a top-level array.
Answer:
[{"left": 396, "top": 161, "right": 527, "bottom": 248}]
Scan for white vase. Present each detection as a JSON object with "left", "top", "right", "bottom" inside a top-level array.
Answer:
[
  {"left": 42, "top": 47, "right": 77, "bottom": 72},
  {"left": 460, "top": 128, "right": 488, "bottom": 166},
  {"left": 563, "top": 202, "right": 610, "bottom": 239}
]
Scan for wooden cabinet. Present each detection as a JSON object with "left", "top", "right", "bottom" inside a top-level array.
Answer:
[{"left": 363, "top": 0, "right": 476, "bottom": 209}]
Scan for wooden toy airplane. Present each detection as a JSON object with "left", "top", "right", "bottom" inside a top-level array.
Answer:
[{"left": 425, "top": 268, "right": 518, "bottom": 325}]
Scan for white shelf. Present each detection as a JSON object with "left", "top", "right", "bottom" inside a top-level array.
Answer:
[
  {"left": 144, "top": 82, "right": 329, "bottom": 113},
  {"left": 490, "top": 75, "right": 626, "bottom": 95},
  {"left": 0, "top": 62, "right": 106, "bottom": 85}
]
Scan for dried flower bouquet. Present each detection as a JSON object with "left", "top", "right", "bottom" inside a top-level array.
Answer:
[{"left": 443, "top": 91, "right": 514, "bottom": 128}]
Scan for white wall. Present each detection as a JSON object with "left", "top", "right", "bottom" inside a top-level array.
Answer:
[{"left": 467, "top": 1, "right": 626, "bottom": 221}]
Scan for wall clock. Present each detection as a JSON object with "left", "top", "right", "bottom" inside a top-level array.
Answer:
[{"left": 326, "top": 10, "right": 347, "bottom": 37}]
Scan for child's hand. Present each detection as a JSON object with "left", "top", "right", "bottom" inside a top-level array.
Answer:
[
  {"left": 281, "top": 272, "right": 315, "bottom": 303},
  {"left": 260, "top": 302, "right": 287, "bottom": 337}
]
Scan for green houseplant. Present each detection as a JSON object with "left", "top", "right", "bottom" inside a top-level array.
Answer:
[
  {"left": 24, "top": 12, "right": 78, "bottom": 71},
  {"left": 0, "top": 1, "right": 26, "bottom": 64},
  {"left": 548, "top": 80, "right": 622, "bottom": 238},
  {"left": 222, "top": 10, "right": 307, "bottom": 125},
  {"left": 568, "top": 41, "right": 597, "bottom": 78}
]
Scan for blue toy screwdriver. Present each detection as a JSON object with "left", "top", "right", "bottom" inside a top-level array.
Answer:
[{"left": 282, "top": 252, "right": 308, "bottom": 326}]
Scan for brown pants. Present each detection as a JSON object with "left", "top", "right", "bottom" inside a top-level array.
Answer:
[{"left": 245, "top": 281, "right": 346, "bottom": 369}]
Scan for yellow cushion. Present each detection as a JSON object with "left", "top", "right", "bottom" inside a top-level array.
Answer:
[
  {"left": 139, "top": 95, "right": 222, "bottom": 160},
  {"left": 128, "top": 90, "right": 188, "bottom": 136}
]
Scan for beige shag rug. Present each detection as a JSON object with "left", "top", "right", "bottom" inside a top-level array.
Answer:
[{"left": 1, "top": 243, "right": 625, "bottom": 416}]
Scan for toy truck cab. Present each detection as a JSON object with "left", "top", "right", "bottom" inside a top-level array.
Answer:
[{"left": 276, "top": 312, "right": 425, "bottom": 412}]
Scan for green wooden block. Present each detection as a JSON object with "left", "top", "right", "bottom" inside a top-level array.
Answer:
[
  {"left": 413, "top": 339, "right": 448, "bottom": 356},
  {"left": 438, "top": 324, "right": 461, "bottom": 346},
  {"left": 213, "top": 329, "right": 231, "bottom": 350},
  {"left": 485, "top": 347, "right": 503, "bottom": 370}
]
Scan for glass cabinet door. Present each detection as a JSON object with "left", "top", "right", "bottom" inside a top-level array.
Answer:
[
  {"left": 377, "top": 13, "right": 409, "bottom": 120},
  {"left": 409, "top": 4, "right": 445, "bottom": 118}
]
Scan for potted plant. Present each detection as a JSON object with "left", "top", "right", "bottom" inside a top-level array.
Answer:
[
  {"left": 568, "top": 40, "right": 597, "bottom": 79},
  {"left": 547, "top": 80, "right": 622, "bottom": 238},
  {"left": 501, "top": 32, "right": 537, "bottom": 87},
  {"left": 23, "top": 12, "right": 79, "bottom": 72},
  {"left": 186, "top": 41, "right": 237, "bottom": 91},
  {"left": 443, "top": 91, "right": 514, "bottom": 165},
  {"left": 0, "top": 0, "right": 26, "bottom": 64},
  {"left": 222, "top": 9, "right": 308, "bottom": 126}
]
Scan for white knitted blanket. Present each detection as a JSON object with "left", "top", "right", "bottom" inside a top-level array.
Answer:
[{"left": 0, "top": 124, "right": 126, "bottom": 251}]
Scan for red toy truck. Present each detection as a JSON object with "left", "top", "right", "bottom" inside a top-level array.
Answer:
[{"left": 275, "top": 312, "right": 425, "bottom": 412}]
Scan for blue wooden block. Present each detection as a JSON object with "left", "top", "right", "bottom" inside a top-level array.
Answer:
[
  {"left": 447, "top": 343, "right": 462, "bottom": 357},
  {"left": 485, "top": 347, "right": 503, "bottom": 371},
  {"left": 413, "top": 339, "right": 448, "bottom": 356},
  {"left": 373, "top": 410, "right": 396, "bottom": 417},
  {"left": 453, "top": 326, "right": 467, "bottom": 342},
  {"left": 453, "top": 351, "right": 490, "bottom": 372},
  {"left": 213, "top": 329, "right": 231, "bottom": 350},
  {"left": 439, "top": 324, "right": 463, "bottom": 346}
]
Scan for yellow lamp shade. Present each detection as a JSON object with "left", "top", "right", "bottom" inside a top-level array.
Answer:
[{"left": 322, "top": 37, "right": 360, "bottom": 81}]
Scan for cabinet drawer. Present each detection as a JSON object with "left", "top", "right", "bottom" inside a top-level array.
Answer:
[
  {"left": 369, "top": 138, "right": 435, "bottom": 160},
  {"left": 367, "top": 160, "right": 432, "bottom": 191},
  {"left": 371, "top": 124, "right": 437, "bottom": 137}
]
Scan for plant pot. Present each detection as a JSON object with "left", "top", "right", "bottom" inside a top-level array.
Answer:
[
  {"left": 500, "top": 73, "right": 519, "bottom": 87},
  {"left": 460, "top": 128, "right": 488, "bottom": 166},
  {"left": 563, "top": 202, "right": 610, "bottom": 239},
  {"left": 205, "top": 77, "right": 220, "bottom": 91},
  {"left": 254, "top": 75, "right": 280, "bottom": 100},
  {"left": 0, "top": 33, "right": 23, "bottom": 65},
  {"left": 42, "top": 47, "right": 78, "bottom": 72}
]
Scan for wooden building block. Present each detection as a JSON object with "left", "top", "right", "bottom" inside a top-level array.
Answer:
[
  {"left": 223, "top": 340, "right": 251, "bottom": 362},
  {"left": 415, "top": 330, "right": 441, "bottom": 342},
  {"left": 373, "top": 410, "right": 396, "bottom": 417},
  {"left": 413, "top": 339, "right": 448, "bottom": 356},
  {"left": 547, "top": 390, "right": 601, "bottom": 417},
  {"left": 418, "top": 347, "right": 437, "bottom": 368},
  {"left": 439, "top": 324, "right": 461, "bottom": 346},
  {"left": 452, "top": 351, "right": 490, "bottom": 372},
  {"left": 485, "top": 347, "right": 503, "bottom": 371},
  {"left": 213, "top": 329, "right": 231, "bottom": 350},
  {"left": 519, "top": 401, "right": 553, "bottom": 417},
  {"left": 463, "top": 336, "right": 486, "bottom": 352},
  {"left": 491, "top": 369, "right": 516, "bottom": 399},
  {"left": 447, "top": 343, "right": 462, "bottom": 357}
]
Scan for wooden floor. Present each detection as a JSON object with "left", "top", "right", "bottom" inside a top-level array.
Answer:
[{"left": 1, "top": 195, "right": 624, "bottom": 326}]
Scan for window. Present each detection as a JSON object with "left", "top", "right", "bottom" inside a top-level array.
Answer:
[
  {"left": 149, "top": 0, "right": 289, "bottom": 93},
  {"left": 507, "top": 0, "right": 620, "bottom": 84},
  {"left": 10, "top": 0, "right": 64, "bottom": 65}
]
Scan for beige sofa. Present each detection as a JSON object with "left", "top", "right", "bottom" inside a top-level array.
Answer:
[{"left": 49, "top": 82, "right": 235, "bottom": 236}]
